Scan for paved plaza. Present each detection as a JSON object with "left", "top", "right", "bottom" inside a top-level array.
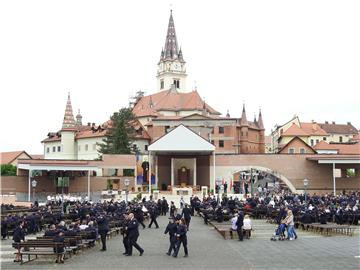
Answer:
[{"left": 1, "top": 215, "right": 359, "bottom": 270}]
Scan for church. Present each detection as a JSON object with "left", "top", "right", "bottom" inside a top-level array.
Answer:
[{"left": 42, "top": 10, "right": 265, "bottom": 161}]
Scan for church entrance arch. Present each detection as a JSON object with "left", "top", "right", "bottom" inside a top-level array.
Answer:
[{"left": 230, "top": 166, "right": 297, "bottom": 193}]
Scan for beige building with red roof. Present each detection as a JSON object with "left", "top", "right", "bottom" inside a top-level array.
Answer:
[{"left": 271, "top": 115, "right": 359, "bottom": 153}]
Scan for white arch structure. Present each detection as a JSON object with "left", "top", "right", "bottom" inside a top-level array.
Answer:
[{"left": 229, "top": 165, "right": 297, "bottom": 193}]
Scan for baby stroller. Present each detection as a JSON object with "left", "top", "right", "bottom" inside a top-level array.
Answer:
[{"left": 270, "top": 223, "right": 286, "bottom": 241}]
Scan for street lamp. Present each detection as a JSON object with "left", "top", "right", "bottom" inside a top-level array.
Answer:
[
  {"left": 303, "top": 178, "right": 309, "bottom": 206},
  {"left": 31, "top": 179, "right": 37, "bottom": 203},
  {"left": 124, "top": 178, "right": 130, "bottom": 204}
]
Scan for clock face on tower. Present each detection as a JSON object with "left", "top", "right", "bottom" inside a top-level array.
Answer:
[{"left": 173, "top": 63, "right": 179, "bottom": 71}]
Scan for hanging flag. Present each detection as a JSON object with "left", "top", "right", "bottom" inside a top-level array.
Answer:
[
  {"left": 229, "top": 177, "right": 233, "bottom": 191},
  {"left": 222, "top": 177, "right": 225, "bottom": 185}
]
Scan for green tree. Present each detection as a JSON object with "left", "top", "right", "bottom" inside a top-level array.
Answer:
[
  {"left": 98, "top": 107, "right": 137, "bottom": 155},
  {"left": 1, "top": 164, "right": 17, "bottom": 176}
]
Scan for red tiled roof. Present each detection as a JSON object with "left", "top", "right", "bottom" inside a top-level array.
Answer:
[
  {"left": 300, "top": 122, "right": 328, "bottom": 136},
  {"left": 1, "top": 151, "right": 32, "bottom": 164},
  {"left": 43, "top": 120, "right": 150, "bottom": 142},
  {"left": 314, "top": 141, "right": 360, "bottom": 154},
  {"left": 281, "top": 122, "right": 328, "bottom": 137},
  {"left": 319, "top": 122, "right": 358, "bottom": 134},
  {"left": 132, "top": 89, "right": 220, "bottom": 117},
  {"left": 281, "top": 123, "right": 308, "bottom": 136}
]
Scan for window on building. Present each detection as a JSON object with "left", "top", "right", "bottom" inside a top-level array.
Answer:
[
  {"left": 93, "top": 144, "right": 96, "bottom": 151},
  {"left": 299, "top": 148, "right": 305, "bottom": 154},
  {"left": 160, "top": 79, "right": 164, "bottom": 89},
  {"left": 144, "top": 145, "right": 148, "bottom": 151},
  {"left": 288, "top": 148, "right": 295, "bottom": 154},
  {"left": 46, "top": 147, "right": 50, "bottom": 153},
  {"left": 218, "top": 127, "right": 224, "bottom": 134},
  {"left": 57, "top": 146, "right": 61, "bottom": 152},
  {"left": 85, "top": 144, "right": 88, "bottom": 151},
  {"left": 78, "top": 145, "right": 81, "bottom": 152},
  {"left": 165, "top": 125, "right": 170, "bottom": 133},
  {"left": 52, "top": 146, "right": 56, "bottom": 152},
  {"left": 173, "top": 79, "right": 180, "bottom": 89},
  {"left": 219, "top": 140, "right": 224, "bottom": 148},
  {"left": 339, "top": 136, "right": 343, "bottom": 143},
  {"left": 316, "top": 139, "right": 319, "bottom": 144},
  {"left": 211, "top": 140, "right": 214, "bottom": 145},
  {"left": 310, "top": 139, "right": 314, "bottom": 146},
  {"left": 323, "top": 137, "right": 327, "bottom": 141}
]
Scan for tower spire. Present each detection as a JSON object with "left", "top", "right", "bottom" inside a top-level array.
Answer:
[
  {"left": 258, "top": 108, "right": 264, "bottom": 129},
  {"left": 162, "top": 10, "right": 182, "bottom": 61},
  {"left": 240, "top": 103, "right": 248, "bottom": 126},
  {"left": 62, "top": 93, "right": 76, "bottom": 130}
]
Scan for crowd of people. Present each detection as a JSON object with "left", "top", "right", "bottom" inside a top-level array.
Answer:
[{"left": 2, "top": 190, "right": 359, "bottom": 263}]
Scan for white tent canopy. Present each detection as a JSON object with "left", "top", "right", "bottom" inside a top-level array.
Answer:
[{"left": 148, "top": 124, "right": 215, "bottom": 153}]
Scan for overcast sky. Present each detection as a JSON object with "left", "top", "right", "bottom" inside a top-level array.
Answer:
[{"left": 1, "top": 0, "right": 359, "bottom": 154}]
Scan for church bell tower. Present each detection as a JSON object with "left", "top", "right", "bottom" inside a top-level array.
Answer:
[{"left": 157, "top": 10, "right": 187, "bottom": 92}]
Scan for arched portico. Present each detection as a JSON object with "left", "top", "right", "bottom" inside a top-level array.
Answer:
[{"left": 228, "top": 166, "right": 297, "bottom": 193}]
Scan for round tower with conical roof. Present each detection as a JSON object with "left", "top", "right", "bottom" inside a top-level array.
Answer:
[{"left": 60, "top": 93, "right": 77, "bottom": 159}]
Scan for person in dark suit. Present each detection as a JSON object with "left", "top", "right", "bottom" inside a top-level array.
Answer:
[
  {"left": 181, "top": 204, "right": 192, "bottom": 230},
  {"left": 122, "top": 214, "right": 130, "bottom": 255},
  {"left": 45, "top": 224, "right": 57, "bottom": 237},
  {"left": 125, "top": 213, "right": 144, "bottom": 256},
  {"left": 173, "top": 219, "right": 188, "bottom": 258},
  {"left": 164, "top": 217, "right": 178, "bottom": 256},
  {"left": 236, "top": 211, "right": 244, "bottom": 241},
  {"left": 97, "top": 215, "right": 109, "bottom": 251},
  {"left": 170, "top": 201, "right": 176, "bottom": 217},
  {"left": 13, "top": 221, "right": 25, "bottom": 262},
  {"left": 224, "top": 182, "right": 228, "bottom": 194},
  {"left": 53, "top": 231, "right": 65, "bottom": 263},
  {"left": 161, "top": 197, "right": 169, "bottom": 216},
  {"left": 1, "top": 216, "right": 8, "bottom": 240},
  {"left": 148, "top": 206, "right": 159, "bottom": 229}
]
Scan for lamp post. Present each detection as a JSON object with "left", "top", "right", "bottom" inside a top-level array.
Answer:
[
  {"left": 303, "top": 178, "right": 309, "bottom": 206},
  {"left": 124, "top": 178, "right": 130, "bottom": 204},
  {"left": 31, "top": 179, "right": 37, "bottom": 202}
]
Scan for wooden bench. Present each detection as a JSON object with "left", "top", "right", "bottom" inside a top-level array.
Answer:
[
  {"left": 296, "top": 222, "right": 355, "bottom": 236},
  {"left": 12, "top": 241, "right": 70, "bottom": 264}
]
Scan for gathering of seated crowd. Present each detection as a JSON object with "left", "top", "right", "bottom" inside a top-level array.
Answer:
[
  {"left": 1, "top": 196, "right": 182, "bottom": 263},
  {"left": 195, "top": 191, "right": 360, "bottom": 226},
  {"left": 1, "top": 189, "right": 359, "bottom": 263}
]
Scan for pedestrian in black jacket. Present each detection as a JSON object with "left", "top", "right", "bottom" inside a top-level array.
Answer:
[
  {"left": 54, "top": 231, "right": 65, "bottom": 263},
  {"left": 164, "top": 218, "right": 177, "bottom": 256},
  {"left": 181, "top": 204, "right": 192, "bottom": 230},
  {"left": 173, "top": 219, "right": 188, "bottom": 258},
  {"left": 148, "top": 207, "right": 159, "bottom": 228},
  {"left": 236, "top": 211, "right": 244, "bottom": 241},
  {"left": 125, "top": 213, "right": 144, "bottom": 256},
  {"left": 13, "top": 221, "right": 25, "bottom": 262},
  {"left": 97, "top": 215, "right": 109, "bottom": 251}
]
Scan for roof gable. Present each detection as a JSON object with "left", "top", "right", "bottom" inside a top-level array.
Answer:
[{"left": 148, "top": 124, "right": 215, "bottom": 152}]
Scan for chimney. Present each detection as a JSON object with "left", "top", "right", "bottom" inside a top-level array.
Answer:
[
  {"left": 87, "top": 122, "right": 91, "bottom": 126},
  {"left": 347, "top": 122, "right": 351, "bottom": 125},
  {"left": 325, "top": 121, "right": 328, "bottom": 124},
  {"left": 92, "top": 123, "right": 95, "bottom": 127},
  {"left": 332, "top": 121, "right": 335, "bottom": 124}
]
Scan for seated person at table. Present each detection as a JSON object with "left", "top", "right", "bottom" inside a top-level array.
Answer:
[{"left": 45, "top": 224, "right": 57, "bottom": 237}]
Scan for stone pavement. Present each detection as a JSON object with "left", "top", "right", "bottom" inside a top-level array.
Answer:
[{"left": 1, "top": 215, "right": 359, "bottom": 270}]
